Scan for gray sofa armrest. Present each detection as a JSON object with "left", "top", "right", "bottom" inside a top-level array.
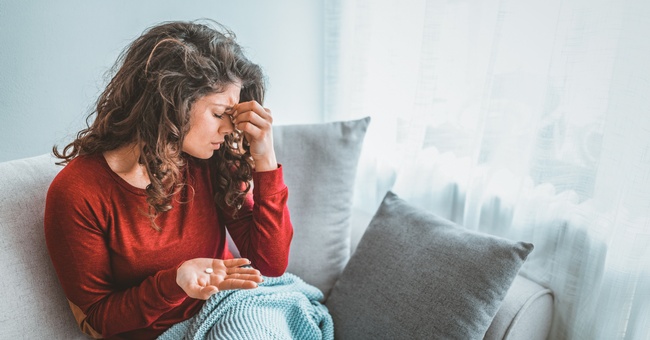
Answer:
[
  {"left": 0, "top": 154, "right": 87, "bottom": 339},
  {"left": 484, "top": 275, "right": 554, "bottom": 340}
]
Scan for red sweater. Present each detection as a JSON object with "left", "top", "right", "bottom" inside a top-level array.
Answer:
[{"left": 44, "top": 153, "right": 292, "bottom": 339}]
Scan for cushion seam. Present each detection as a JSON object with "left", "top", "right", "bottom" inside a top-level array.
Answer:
[{"left": 503, "top": 288, "right": 554, "bottom": 339}]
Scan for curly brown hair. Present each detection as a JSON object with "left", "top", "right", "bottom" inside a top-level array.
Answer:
[{"left": 53, "top": 20, "right": 265, "bottom": 230}]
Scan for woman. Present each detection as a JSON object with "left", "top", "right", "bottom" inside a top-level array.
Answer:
[{"left": 44, "top": 20, "right": 293, "bottom": 339}]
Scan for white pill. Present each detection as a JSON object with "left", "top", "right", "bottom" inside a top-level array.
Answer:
[{"left": 205, "top": 268, "right": 214, "bottom": 274}]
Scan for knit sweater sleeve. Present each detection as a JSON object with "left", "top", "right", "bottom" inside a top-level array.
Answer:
[
  {"left": 223, "top": 164, "right": 293, "bottom": 277},
  {"left": 44, "top": 167, "right": 188, "bottom": 338}
]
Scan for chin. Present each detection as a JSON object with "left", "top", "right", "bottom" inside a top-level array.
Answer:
[{"left": 198, "top": 151, "right": 215, "bottom": 159}]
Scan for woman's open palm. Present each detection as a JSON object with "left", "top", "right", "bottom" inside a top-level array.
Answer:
[{"left": 176, "top": 258, "right": 263, "bottom": 300}]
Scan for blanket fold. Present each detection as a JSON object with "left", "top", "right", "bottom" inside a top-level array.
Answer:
[{"left": 158, "top": 273, "right": 333, "bottom": 340}]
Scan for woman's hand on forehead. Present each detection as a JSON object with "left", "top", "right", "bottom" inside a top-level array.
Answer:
[{"left": 230, "top": 101, "right": 277, "bottom": 171}]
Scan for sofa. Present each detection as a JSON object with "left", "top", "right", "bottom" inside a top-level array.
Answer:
[{"left": 0, "top": 117, "right": 553, "bottom": 339}]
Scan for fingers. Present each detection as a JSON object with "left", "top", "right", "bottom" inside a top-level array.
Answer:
[
  {"left": 219, "top": 258, "right": 263, "bottom": 287},
  {"left": 226, "top": 267, "right": 260, "bottom": 275},
  {"left": 221, "top": 258, "right": 252, "bottom": 268},
  {"left": 178, "top": 258, "right": 263, "bottom": 300},
  {"left": 236, "top": 122, "right": 264, "bottom": 144},
  {"left": 232, "top": 102, "right": 272, "bottom": 136},
  {"left": 199, "top": 285, "right": 219, "bottom": 297},
  {"left": 187, "top": 283, "right": 219, "bottom": 300},
  {"left": 225, "top": 273, "right": 263, "bottom": 282},
  {"left": 232, "top": 112, "right": 271, "bottom": 138},
  {"left": 233, "top": 101, "right": 272, "bottom": 122},
  {"left": 219, "top": 278, "right": 260, "bottom": 291},
  {"left": 232, "top": 106, "right": 272, "bottom": 125},
  {"left": 230, "top": 101, "right": 277, "bottom": 170}
]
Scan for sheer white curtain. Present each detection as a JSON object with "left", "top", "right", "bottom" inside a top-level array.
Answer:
[{"left": 324, "top": 0, "right": 650, "bottom": 339}]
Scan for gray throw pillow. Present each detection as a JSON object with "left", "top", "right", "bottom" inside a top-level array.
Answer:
[
  {"left": 326, "top": 191, "right": 533, "bottom": 339},
  {"left": 273, "top": 117, "right": 370, "bottom": 298}
]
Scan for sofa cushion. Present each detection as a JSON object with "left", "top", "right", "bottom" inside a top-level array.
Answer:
[
  {"left": 271, "top": 117, "right": 370, "bottom": 298},
  {"left": 326, "top": 191, "right": 534, "bottom": 339},
  {"left": 0, "top": 154, "right": 87, "bottom": 339}
]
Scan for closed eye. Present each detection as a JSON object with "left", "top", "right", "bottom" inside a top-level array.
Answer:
[{"left": 213, "top": 112, "right": 224, "bottom": 119}]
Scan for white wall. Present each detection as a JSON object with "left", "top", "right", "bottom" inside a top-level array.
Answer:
[{"left": 0, "top": 0, "right": 324, "bottom": 162}]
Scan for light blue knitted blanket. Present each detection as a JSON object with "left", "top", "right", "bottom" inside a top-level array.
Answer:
[{"left": 157, "top": 273, "right": 333, "bottom": 340}]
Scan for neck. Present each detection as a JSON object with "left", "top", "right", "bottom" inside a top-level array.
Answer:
[{"left": 103, "top": 144, "right": 150, "bottom": 189}]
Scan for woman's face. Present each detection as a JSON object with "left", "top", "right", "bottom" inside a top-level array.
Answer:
[{"left": 182, "top": 83, "right": 240, "bottom": 159}]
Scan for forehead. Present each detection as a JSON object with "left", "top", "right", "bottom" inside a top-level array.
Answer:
[{"left": 195, "top": 83, "right": 241, "bottom": 108}]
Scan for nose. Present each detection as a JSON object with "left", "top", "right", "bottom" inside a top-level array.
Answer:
[{"left": 219, "top": 115, "right": 235, "bottom": 135}]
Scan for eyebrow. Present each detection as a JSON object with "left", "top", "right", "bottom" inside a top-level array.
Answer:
[{"left": 210, "top": 103, "right": 234, "bottom": 110}]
